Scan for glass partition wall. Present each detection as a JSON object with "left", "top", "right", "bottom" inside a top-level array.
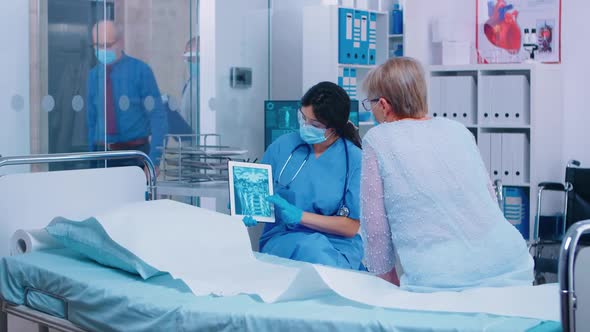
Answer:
[{"left": 28, "top": 0, "right": 199, "bottom": 171}]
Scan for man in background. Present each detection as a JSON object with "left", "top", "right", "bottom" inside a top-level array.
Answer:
[{"left": 87, "top": 20, "right": 167, "bottom": 172}]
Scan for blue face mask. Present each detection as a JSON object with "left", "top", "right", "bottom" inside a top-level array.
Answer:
[
  {"left": 95, "top": 49, "right": 117, "bottom": 65},
  {"left": 299, "top": 124, "right": 332, "bottom": 144},
  {"left": 188, "top": 62, "right": 199, "bottom": 78}
]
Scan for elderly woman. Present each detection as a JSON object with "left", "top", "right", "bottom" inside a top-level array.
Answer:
[{"left": 359, "top": 57, "right": 533, "bottom": 292}]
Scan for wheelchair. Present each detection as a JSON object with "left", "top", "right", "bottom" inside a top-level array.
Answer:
[{"left": 531, "top": 160, "right": 590, "bottom": 284}]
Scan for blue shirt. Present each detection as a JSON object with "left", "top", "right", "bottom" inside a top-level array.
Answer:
[
  {"left": 86, "top": 53, "right": 168, "bottom": 164},
  {"left": 259, "top": 132, "right": 363, "bottom": 267}
]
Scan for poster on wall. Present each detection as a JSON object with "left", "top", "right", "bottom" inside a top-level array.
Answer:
[{"left": 476, "top": 0, "right": 561, "bottom": 64}]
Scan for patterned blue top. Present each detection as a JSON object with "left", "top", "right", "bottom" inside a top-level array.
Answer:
[{"left": 360, "top": 118, "right": 534, "bottom": 292}]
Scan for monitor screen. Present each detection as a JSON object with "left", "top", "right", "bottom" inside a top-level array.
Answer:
[{"left": 264, "top": 100, "right": 359, "bottom": 149}]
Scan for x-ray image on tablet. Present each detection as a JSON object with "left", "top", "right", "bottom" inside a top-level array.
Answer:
[{"left": 228, "top": 161, "right": 275, "bottom": 223}]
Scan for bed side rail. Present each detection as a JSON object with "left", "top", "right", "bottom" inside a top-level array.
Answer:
[
  {"left": 0, "top": 151, "right": 157, "bottom": 199},
  {"left": 1, "top": 299, "right": 86, "bottom": 332},
  {"left": 559, "top": 219, "right": 590, "bottom": 331}
]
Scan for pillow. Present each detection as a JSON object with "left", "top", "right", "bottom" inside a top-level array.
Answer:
[{"left": 46, "top": 217, "right": 161, "bottom": 279}]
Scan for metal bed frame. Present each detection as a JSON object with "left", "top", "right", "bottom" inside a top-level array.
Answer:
[
  {"left": 0, "top": 150, "right": 155, "bottom": 332},
  {"left": 559, "top": 219, "right": 590, "bottom": 332}
]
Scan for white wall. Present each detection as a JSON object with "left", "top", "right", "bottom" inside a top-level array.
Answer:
[
  {"left": 561, "top": 1, "right": 590, "bottom": 166},
  {"left": 213, "top": 0, "right": 269, "bottom": 162},
  {"left": 198, "top": 0, "right": 269, "bottom": 225},
  {"left": 0, "top": 1, "right": 30, "bottom": 174},
  {"left": 270, "top": 0, "right": 321, "bottom": 100},
  {"left": 404, "top": 0, "right": 475, "bottom": 65}
]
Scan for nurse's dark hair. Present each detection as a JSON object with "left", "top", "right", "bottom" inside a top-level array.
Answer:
[{"left": 301, "top": 82, "right": 362, "bottom": 149}]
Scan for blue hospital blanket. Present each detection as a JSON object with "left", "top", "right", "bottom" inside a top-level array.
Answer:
[{"left": 0, "top": 249, "right": 560, "bottom": 332}]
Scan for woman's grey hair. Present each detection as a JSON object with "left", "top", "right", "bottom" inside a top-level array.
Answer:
[{"left": 362, "top": 57, "right": 428, "bottom": 118}]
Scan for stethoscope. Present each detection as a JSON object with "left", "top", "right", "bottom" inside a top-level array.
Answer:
[{"left": 275, "top": 139, "right": 350, "bottom": 217}]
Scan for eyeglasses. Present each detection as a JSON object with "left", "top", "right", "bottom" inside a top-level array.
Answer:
[
  {"left": 92, "top": 40, "right": 119, "bottom": 49},
  {"left": 361, "top": 98, "right": 380, "bottom": 112},
  {"left": 298, "top": 108, "right": 327, "bottom": 129}
]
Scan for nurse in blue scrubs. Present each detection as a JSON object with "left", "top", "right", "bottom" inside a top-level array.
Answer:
[{"left": 244, "top": 82, "right": 363, "bottom": 270}]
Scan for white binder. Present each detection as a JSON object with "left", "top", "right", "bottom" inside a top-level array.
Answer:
[
  {"left": 501, "top": 133, "right": 514, "bottom": 183},
  {"left": 480, "top": 76, "right": 493, "bottom": 125},
  {"left": 478, "top": 132, "right": 492, "bottom": 177},
  {"left": 429, "top": 77, "right": 442, "bottom": 118},
  {"left": 490, "top": 133, "right": 503, "bottom": 181},
  {"left": 512, "top": 133, "right": 529, "bottom": 183}
]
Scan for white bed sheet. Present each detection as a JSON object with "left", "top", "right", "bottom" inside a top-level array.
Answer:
[{"left": 86, "top": 200, "right": 559, "bottom": 321}]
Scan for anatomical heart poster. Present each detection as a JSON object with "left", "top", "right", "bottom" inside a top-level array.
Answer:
[{"left": 477, "top": 0, "right": 561, "bottom": 63}]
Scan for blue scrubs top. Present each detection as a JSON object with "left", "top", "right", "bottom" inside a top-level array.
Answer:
[{"left": 259, "top": 132, "right": 363, "bottom": 270}]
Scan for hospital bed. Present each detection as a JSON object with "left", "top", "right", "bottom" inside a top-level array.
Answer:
[{"left": 0, "top": 152, "right": 565, "bottom": 332}]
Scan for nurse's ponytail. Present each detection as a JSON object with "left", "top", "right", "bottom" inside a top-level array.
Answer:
[
  {"left": 301, "top": 82, "right": 362, "bottom": 149},
  {"left": 340, "top": 121, "right": 362, "bottom": 149}
]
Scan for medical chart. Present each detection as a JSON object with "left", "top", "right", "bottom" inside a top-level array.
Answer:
[{"left": 477, "top": 0, "right": 561, "bottom": 63}]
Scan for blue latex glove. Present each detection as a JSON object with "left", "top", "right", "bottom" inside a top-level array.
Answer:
[
  {"left": 242, "top": 216, "right": 258, "bottom": 227},
  {"left": 266, "top": 195, "right": 303, "bottom": 225}
]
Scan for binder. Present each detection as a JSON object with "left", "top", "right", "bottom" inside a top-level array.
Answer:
[
  {"left": 512, "top": 133, "right": 529, "bottom": 183},
  {"left": 490, "top": 133, "right": 502, "bottom": 181},
  {"left": 358, "top": 10, "right": 369, "bottom": 65},
  {"left": 445, "top": 77, "right": 462, "bottom": 123},
  {"left": 429, "top": 77, "right": 441, "bottom": 118},
  {"left": 502, "top": 186, "right": 530, "bottom": 239},
  {"left": 338, "top": 67, "right": 344, "bottom": 88},
  {"left": 368, "top": 12, "right": 377, "bottom": 65},
  {"left": 498, "top": 75, "right": 529, "bottom": 125},
  {"left": 454, "top": 76, "right": 476, "bottom": 126},
  {"left": 478, "top": 132, "right": 492, "bottom": 177},
  {"left": 338, "top": 8, "right": 354, "bottom": 64},
  {"left": 349, "top": 68, "right": 357, "bottom": 99},
  {"left": 501, "top": 133, "right": 514, "bottom": 183},
  {"left": 480, "top": 76, "right": 493, "bottom": 124},
  {"left": 352, "top": 10, "right": 362, "bottom": 64},
  {"left": 490, "top": 77, "right": 503, "bottom": 125},
  {"left": 439, "top": 77, "right": 448, "bottom": 119},
  {"left": 343, "top": 68, "right": 351, "bottom": 93}
]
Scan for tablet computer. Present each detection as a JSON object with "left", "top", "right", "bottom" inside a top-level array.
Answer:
[{"left": 228, "top": 161, "right": 275, "bottom": 223}]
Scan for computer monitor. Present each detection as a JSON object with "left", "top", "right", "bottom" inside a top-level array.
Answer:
[{"left": 264, "top": 100, "right": 359, "bottom": 149}]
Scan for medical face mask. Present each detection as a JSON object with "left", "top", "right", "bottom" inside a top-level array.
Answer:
[
  {"left": 188, "top": 62, "right": 199, "bottom": 78},
  {"left": 95, "top": 48, "right": 117, "bottom": 65},
  {"left": 299, "top": 124, "right": 333, "bottom": 144}
]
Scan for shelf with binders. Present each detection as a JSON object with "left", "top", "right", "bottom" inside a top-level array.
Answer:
[
  {"left": 302, "top": 5, "right": 388, "bottom": 103},
  {"left": 428, "top": 70, "right": 478, "bottom": 128},
  {"left": 479, "top": 71, "right": 531, "bottom": 128},
  {"left": 479, "top": 128, "right": 531, "bottom": 186},
  {"left": 427, "top": 64, "right": 562, "bottom": 241},
  {"left": 336, "top": 7, "right": 389, "bottom": 67},
  {"left": 337, "top": 5, "right": 387, "bottom": 16}
]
